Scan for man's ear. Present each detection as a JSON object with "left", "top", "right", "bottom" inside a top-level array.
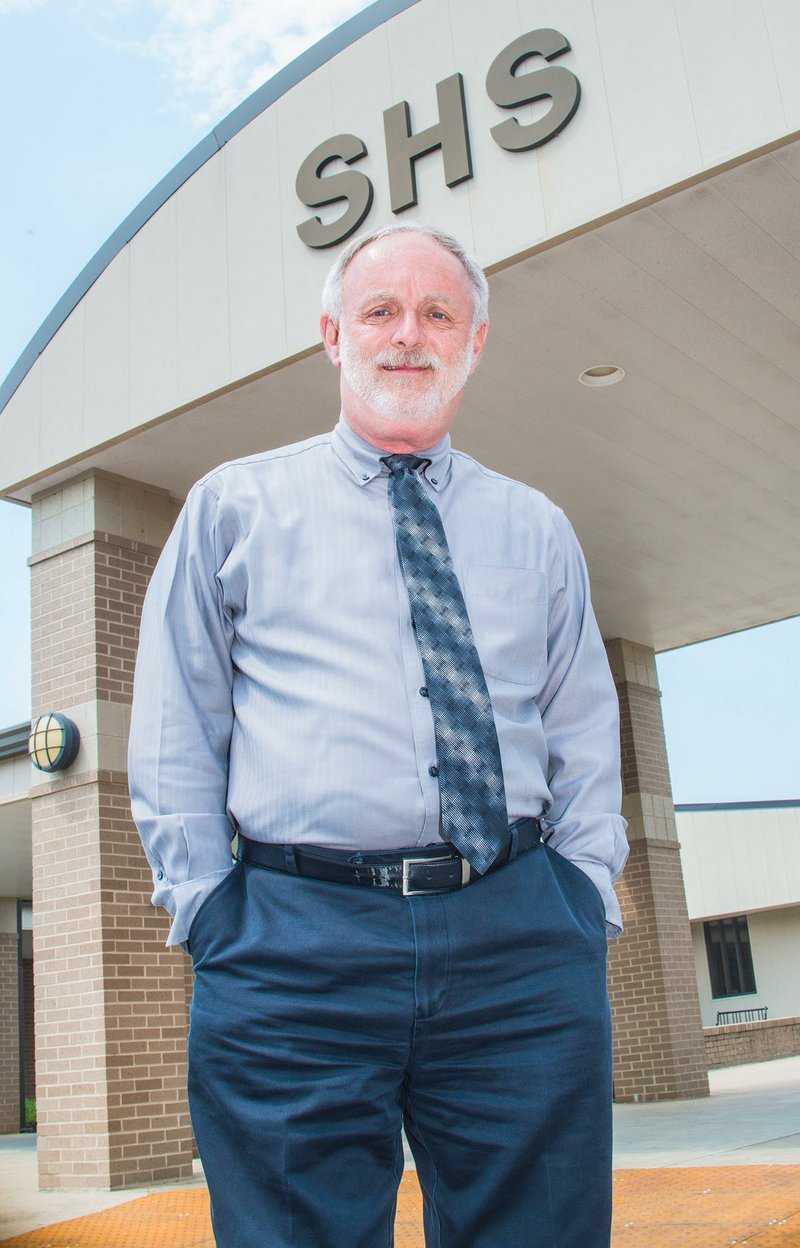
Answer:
[
  {"left": 320, "top": 314, "right": 341, "bottom": 367},
  {"left": 468, "top": 320, "right": 489, "bottom": 375}
]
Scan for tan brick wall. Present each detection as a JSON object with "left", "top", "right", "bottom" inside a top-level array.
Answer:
[
  {"left": 100, "top": 782, "right": 192, "bottom": 1188},
  {"left": 618, "top": 681, "right": 674, "bottom": 798},
  {"left": 32, "top": 771, "right": 193, "bottom": 1188},
  {"left": 609, "top": 840, "right": 709, "bottom": 1100},
  {"left": 95, "top": 535, "right": 158, "bottom": 702},
  {"left": 30, "top": 475, "right": 192, "bottom": 1190},
  {"left": 31, "top": 539, "right": 98, "bottom": 710},
  {"left": 704, "top": 1016, "right": 800, "bottom": 1068},
  {"left": 606, "top": 639, "right": 709, "bottom": 1102},
  {"left": 31, "top": 532, "right": 158, "bottom": 711},
  {"left": 0, "top": 931, "right": 20, "bottom": 1133}
]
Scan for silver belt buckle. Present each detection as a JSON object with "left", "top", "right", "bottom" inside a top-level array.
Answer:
[{"left": 401, "top": 852, "right": 471, "bottom": 896}]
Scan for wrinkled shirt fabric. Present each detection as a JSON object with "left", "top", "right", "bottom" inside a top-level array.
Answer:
[{"left": 128, "top": 418, "right": 628, "bottom": 945}]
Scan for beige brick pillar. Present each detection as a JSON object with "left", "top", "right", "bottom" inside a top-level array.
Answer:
[
  {"left": 29, "top": 471, "right": 194, "bottom": 1189},
  {"left": 605, "top": 639, "right": 709, "bottom": 1103},
  {"left": 22, "top": 954, "right": 35, "bottom": 1105},
  {"left": 0, "top": 901, "right": 20, "bottom": 1133}
]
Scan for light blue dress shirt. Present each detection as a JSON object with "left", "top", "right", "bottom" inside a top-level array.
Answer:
[{"left": 128, "top": 417, "right": 628, "bottom": 945}]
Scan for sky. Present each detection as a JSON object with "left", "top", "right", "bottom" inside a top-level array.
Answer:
[{"left": 0, "top": 0, "right": 798, "bottom": 803}]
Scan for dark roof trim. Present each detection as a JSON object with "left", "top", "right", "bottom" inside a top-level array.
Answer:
[
  {"left": 675, "top": 799, "right": 800, "bottom": 812},
  {"left": 0, "top": 723, "right": 29, "bottom": 761},
  {"left": 0, "top": 0, "right": 421, "bottom": 417}
]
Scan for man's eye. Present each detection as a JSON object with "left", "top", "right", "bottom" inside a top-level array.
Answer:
[
  {"left": 367, "top": 308, "right": 391, "bottom": 318},
  {"left": 429, "top": 310, "right": 449, "bottom": 321}
]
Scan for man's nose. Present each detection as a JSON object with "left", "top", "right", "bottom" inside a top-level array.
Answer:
[{"left": 390, "top": 310, "right": 424, "bottom": 348}]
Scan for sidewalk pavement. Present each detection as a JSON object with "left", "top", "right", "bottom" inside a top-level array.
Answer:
[
  {"left": 1, "top": 1056, "right": 799, "bottom": 1244},
  {"left": 614, "top": 1054, "right": 800, "bottom": 1168}
]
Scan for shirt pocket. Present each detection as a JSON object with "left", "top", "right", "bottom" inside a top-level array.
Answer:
[{"left": 463, "top": 565, "right": 548, "bottom": 686}]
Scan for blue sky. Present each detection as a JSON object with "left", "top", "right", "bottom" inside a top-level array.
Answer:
[{"left": 0, "top": 0, "right": 798, "bottom": 803}]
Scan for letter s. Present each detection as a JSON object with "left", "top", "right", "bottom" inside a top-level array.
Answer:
[
  {"left": 296, "top": 135, "right": 374, "bottom": 249},
  {"left": 486, "top": 29, "right": 580, "bottom": 153}
]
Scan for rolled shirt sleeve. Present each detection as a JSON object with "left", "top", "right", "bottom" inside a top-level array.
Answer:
[
  {"left": 538, "top": 510, "right": 629, "bottom": 936},
  {"left": 129, "top": 482, "right": 237, "bottom": 946}
]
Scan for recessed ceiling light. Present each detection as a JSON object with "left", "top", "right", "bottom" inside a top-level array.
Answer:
[{"left": 578, "top": 364, "right": 625, "bottom": 387}]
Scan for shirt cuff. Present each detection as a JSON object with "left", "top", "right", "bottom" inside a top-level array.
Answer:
[
  {"left": 540, "top": 812, "right": 628, "bottom": 936},
  {"left": 566, "top": 855, "right": 624, "bottom": 937},
  {"left": 162, "top": 868, "right": 236, "bottom": 946}
]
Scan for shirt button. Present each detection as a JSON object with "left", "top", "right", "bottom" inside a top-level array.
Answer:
[
  {"left": 419, "top": 686, "right": 429, "bottom": 698},
  {"left": 430, "top": 477, "right": 438, "bottom": 485},
  {"left": 361, "top": 473, "right": 369, "bottom": 481},
  {"left": 156, "top": 871, "right": 164, "bottom": 881},
  {"left": 429, "top": 764, "right": 439, "bottom": 777}
]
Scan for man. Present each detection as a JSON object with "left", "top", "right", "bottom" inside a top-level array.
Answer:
[{"left": 129, "top": 222, "right": 628, "bottom": 1248}]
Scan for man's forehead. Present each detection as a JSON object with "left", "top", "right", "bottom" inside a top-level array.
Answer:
[
  {"left": 349, "top": 234, "right": 459, "bottom": 269},
  {"left": 341, "top": 236, "right": 472, "bottom": 304}
]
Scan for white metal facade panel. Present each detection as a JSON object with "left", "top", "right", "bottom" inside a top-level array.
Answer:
[
  {"left": 83, "top": 253, "right": 131, "bottom": 447},
  {"left": 1, "top": 364, "right": 40, "bottom": 487},
  {"left": 763, "top": 0, "right": 800, "bottom": 126},
  {"left": 679, "top": 807, "right": 800, "bottom": 919},
  {"left": 673, "top": 0, "right": 786, "bottom": 165},
  {"left": 592, "top": 0, "right": 701, "bottom": 200},
  {"left": 38, "top": 303, "right": 85, "bottom": 471},
  {"left": 225, "top": 110, "right": 288, "bottom": 384},
  {"left": 129, "top": 197, "right": 179, "bottom": 428},
  {"left": 174, "top": 157, "right": 232, "bottom": 408}
]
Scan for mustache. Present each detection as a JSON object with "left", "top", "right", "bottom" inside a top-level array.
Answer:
[{"left": 370, "top": 349, "right": 441, "bottom": 371}]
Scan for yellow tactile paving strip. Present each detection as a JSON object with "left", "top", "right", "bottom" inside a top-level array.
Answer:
[
  {"left": 1, "top": 1167, "right": 799, "bottom": 1247},
  {"left": 612, "top": 1167, "right": 800, "bottom": 1247}
]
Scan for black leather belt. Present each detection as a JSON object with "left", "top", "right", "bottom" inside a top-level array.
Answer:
[{"left": 236, "top": 817, "right": 542, "bottom": 896}]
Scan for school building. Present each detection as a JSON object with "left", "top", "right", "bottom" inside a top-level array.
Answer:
[{"left": 1, "top": 0, "right": 799, "bottom": 1190}]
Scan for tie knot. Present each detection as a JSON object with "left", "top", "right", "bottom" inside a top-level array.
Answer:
[{"left": 381, "top": 454, "right": 429, "bottom": 477}]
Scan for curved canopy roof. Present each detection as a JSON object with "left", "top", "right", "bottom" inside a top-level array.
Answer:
[{"left": 2, "top": 0, "right": 800, "bottom": 652}]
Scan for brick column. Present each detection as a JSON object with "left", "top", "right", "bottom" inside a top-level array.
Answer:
[
  {"left": 29, "top": 472, "right": 193, "bottom": 1189},
  {"left": 0, "top": 902, "right": 20, "bottom": 1133},
  {"left": 22, "top": 955, "right": 35, "bottom": 1103},
  {"left": 605, "top": 639, "right": 709, "bottom": 1102}
]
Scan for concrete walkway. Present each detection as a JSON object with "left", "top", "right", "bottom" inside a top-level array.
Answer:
[
  {"left": 1, "top": 1057, "right": 798, "bottom": 1241},
  {"left": 0, "top": 1139, "right": 205, "bottom": 1241},
  {"left": 614, "top": 1055, "right": 800, "bottom": 1168}
]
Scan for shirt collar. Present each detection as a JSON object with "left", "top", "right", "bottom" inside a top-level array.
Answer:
[{"left": 332, "top": 416, "right": 452, "bottom": 492}]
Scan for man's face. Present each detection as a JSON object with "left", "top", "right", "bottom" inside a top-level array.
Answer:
[
  {"left": 337, "top": 319, "right": 474, "bottom": 427},
  {"left": 321, "top": 232, "right": 488, "bottom": 451}
]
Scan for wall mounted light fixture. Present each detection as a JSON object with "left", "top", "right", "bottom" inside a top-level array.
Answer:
[{"left": 28, "top": 713, "right": 81, "bottom": 773}]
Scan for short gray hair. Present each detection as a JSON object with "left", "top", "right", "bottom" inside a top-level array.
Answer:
[{"left": 321, "top": 222, "right": 489, "bottom": 330}]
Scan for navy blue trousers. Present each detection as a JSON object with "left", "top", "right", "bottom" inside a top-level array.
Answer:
[{"left": 187, "top": 842, "right": 612, "bottom": 1247}]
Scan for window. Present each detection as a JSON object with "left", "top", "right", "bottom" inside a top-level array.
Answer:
[{"left": 704, "top": 915, "right": 756, "bottom": 999}]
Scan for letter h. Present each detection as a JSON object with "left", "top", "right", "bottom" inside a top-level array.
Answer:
[{"left": 383, "top": 73, "right": 473, "bottom": 214}]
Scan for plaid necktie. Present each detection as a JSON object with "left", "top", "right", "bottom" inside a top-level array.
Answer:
[{"left": 382, "top": 454, "right": 509, "bottom": 874}]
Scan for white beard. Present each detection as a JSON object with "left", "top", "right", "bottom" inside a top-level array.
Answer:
[{"left": 338, "top": 333, "right": 474, "bottom": 424}]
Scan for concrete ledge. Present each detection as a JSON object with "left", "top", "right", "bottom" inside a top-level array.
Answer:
[{"left": 704, "top": 1015, "right": 800, "bottom": 1068}]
